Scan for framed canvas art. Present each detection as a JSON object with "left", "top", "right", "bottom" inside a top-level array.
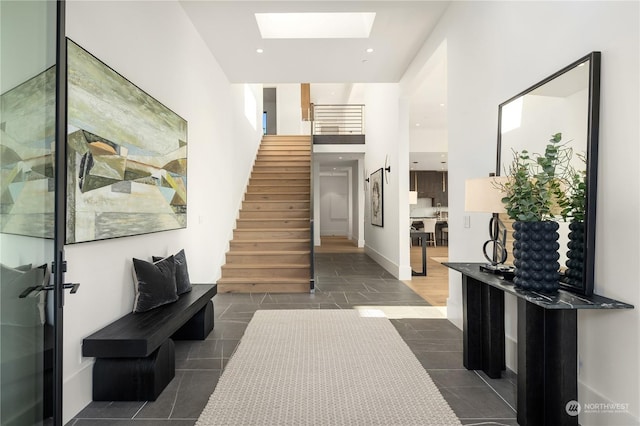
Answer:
[
  {"left": 370, "top": 168, "right": 383, "bottom": 227},
  {"left": 66, "top": 39, "right": 188, "bottom": 243}
]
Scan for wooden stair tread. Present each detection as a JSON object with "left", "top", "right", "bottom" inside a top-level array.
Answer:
[
  {"left": 237, "top": 218, "right": 309, "bottom": 221},
  {"left": 226, "top": 250, "right": 310, "bottom": 255},
  {"left": 222, "top": 263, "right": 310, "bottom": 269},
  {"left": 245, "top": 191, "right": 310, "bottom": 194},
  {"left": 234, "top": 227, "right": 310, "bottom": 231},
  {"left": 231, "top": 238, "right": 310, "bottom": 243},
  {"left": 242, "top": 206, "right": 310, "bottom": 209},
  {"left": 247, "top": 183, "right": 309, "bottom": 186},
  {"left": 218, "top": 277, "right": 309, "bottom": 283}
]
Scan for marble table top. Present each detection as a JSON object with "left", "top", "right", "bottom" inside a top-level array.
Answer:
[{"left": 445, "top": 262, "right": 634, "bottom": 310}]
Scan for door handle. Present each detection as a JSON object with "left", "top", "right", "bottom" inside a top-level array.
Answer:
[{"left": 19, "top": 283, "right": 80, "bottom": 298}]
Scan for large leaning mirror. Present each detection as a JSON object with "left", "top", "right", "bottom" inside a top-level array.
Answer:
[{"left": 497, "top": 51, "right": 600, "bottom": 296}]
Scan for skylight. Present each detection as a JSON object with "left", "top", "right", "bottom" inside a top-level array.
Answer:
[{"left": 255, "top": 12, "right": 376, "bottom": 39}]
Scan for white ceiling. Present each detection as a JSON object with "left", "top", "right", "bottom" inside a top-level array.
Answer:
[
  {"left": 179, "top": 0, "right": 450, "bottom": 170},
  {"left": 180, "top": 1, "right": 449, "bottom": 83}
]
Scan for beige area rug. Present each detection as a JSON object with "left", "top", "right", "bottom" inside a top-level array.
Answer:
[
  {"left": 196, "top": 310, "right": 461, "bottom": 425},
  {"left": 430, "top": 256, "right": 449, "bottom": 264}
]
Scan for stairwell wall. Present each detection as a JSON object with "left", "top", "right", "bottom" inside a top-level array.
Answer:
[{"left": 63, "top": 1, "right": 262, "bottom": 422}]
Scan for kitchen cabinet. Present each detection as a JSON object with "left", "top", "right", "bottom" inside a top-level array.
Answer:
[{"left": 410, "top": 171, "right": 448, "bottom": 206}]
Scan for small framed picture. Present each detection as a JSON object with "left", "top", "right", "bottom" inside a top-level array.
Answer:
[{"left": 370, "top": 168, "right": 383, "bottom": 227}]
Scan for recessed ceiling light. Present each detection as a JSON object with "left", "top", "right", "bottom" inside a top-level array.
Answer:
[
  {"left": 440, "top": 103, "right": 445, "bottom": 107},
  {"left": 415, "top": 123, "right": 421, "bottom": 127},
  {"left": 338, "top": 156, "right": 343, "bottom": 160},
  {"left": 366, "top": 48, "right": 374, "bottom": 53},
  {"left": 256, "top": 48, "right": 264, "bottom": 53},
  {"left": 255, "top": 12, "right": 376, "bottom": 39}
]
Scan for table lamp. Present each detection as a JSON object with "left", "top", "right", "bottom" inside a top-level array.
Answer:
[{"left": 464, "top": 175, "right": 514, "bottom": 277}]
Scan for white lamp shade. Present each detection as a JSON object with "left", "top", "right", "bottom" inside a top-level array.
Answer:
[
  {"left": 465, "top": 176, "right": 508, "bottom": 213},
  {"left": 409, "top": 191, "right": 418, "bottom": 205}
]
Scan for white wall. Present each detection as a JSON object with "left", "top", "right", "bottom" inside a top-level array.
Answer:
[
  {"left": 64, "top": 1, "right": 262, "bottom": 422},
  {"left": 405, "top": 2, "right": 639, "bottom": 424},
  {"left": 352, "top": 160, "right": 364, "bottom": 247},
  {"left": 276, "top": 83, "right": 303, "bottom": 135},
  {"left": 319, "top": 174, "right": 349, "bottom": 236},
  {"left": 409, "top": 127, "right": 447, "bottom": 153},
  {"left": 362, "top": 84, "right": 411, "bottom": 279}
]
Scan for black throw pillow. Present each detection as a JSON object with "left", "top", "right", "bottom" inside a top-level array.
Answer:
[
  {"left": 152, "top": 249, "right": 192, "bottom": 295},
  {"left": 132, "top": 255, "right": 178, "bottom": 313}
]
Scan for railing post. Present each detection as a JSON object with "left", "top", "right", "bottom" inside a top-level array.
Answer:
[{"left": 309, "top": 134, "right": 315, "bottom": 293}]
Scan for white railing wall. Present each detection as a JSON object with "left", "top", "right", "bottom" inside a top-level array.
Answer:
[{"left": 312, "top": 104, "right": 365, "bottom": 135}]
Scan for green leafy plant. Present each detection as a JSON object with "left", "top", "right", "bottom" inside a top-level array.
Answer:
[
  {"left": 497, "top": 133, "right": 574, "bottom": 222},
  {"left": 562, "top": 154, "right": 587, "bottom": 222}
]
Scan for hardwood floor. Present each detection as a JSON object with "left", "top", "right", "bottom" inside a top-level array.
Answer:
[
  {"left": 405, "top": 244, "right": 449, "bottom": 306},
  {"left": 316, "top": 236, "right": 364, "bottom": 253},
  {"left": 316, "top": 237, "right": 449, "bottom": 306}
]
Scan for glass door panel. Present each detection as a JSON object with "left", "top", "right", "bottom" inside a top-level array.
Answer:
[{"left": 1, "top": 1, "right": 58, "bottom": 424}]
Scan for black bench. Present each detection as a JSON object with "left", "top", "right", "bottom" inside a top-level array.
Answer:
[{"left": 82, "top": 284, "right": 217, "bottom": 401}]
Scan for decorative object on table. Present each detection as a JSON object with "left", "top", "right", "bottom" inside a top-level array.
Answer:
[
  {"left": 560, "top": 160, "right": 587, "bottom": 288},
  {"left": 496, "top": 51, "right": 600, "bottom": 296},
  {"left": 464, "top": 175, "right": 514, "bottom": 279},
  {"left": 66, "top": 39, "right": 188, "bottom": 243},
  {"left": 496, "top": 133, "right": 574, "bottom": 293},
  {"left": 370, "top": 168, "right": 383, "bottom": 227}
]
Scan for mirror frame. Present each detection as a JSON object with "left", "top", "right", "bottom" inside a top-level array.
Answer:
[{"left": 496, "top": 51, "right": 601, "bottom": 296}]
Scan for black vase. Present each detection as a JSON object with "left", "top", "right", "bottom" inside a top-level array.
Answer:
[
  {"left": 561, "top": 220, "right": 585, "bottom": 287},
  {"left": 512, "top": 221, "right": 561, "bottom": 293}
]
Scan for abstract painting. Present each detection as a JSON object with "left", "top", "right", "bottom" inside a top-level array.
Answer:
[
  {"left": 0, "top": 67, "right": 56, "bottom": 239},
  {"left": 370, "top": 168, "right": 383, "bottom": 227},
  {"left": 66, "top": 39, "right": 187, "bottom": 243}
]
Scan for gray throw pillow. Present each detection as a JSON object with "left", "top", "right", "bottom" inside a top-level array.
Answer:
[
  {"left": 132, "top": 255, "right": 178, "bottom": 313},
  {"left": 152, "top": 249, "right": 192, "bottom": 295}
]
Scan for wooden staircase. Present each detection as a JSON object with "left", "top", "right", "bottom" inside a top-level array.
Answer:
[{"left": 218, "top": 135, "right": 312, "bottom": 293}]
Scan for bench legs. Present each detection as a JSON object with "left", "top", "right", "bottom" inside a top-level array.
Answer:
[
  {"left": 93, "top": 339, "right": 175, "bottom": 401},
  {"left": 172, "top": 299, "right": 214, "bottom": 341},
  {"left": 91, "top": 300, "right": 214, "bottom": 401}
]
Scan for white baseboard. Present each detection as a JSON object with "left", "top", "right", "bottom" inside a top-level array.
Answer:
[
  {"left": 364, "top": 245, "right": 400, "bottom": 279},
  {"left": 63, "top": 361, "right": 94, "bottom": 424},
  {"left": 577, "top": 382, "right": 640, "bottom": 425}
]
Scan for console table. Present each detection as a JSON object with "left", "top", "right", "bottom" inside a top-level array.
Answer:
[{"left": 444, "top": 262, "right": 633, "bottom": 426}]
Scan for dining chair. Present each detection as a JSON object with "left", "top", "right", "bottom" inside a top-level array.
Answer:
[{"left": 422, "top": 218, "right": 437, "bottom": 247}]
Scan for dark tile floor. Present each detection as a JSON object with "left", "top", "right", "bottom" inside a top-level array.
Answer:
[{"left": 68, "top": 253, "right": 517, "bottom": 425}]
